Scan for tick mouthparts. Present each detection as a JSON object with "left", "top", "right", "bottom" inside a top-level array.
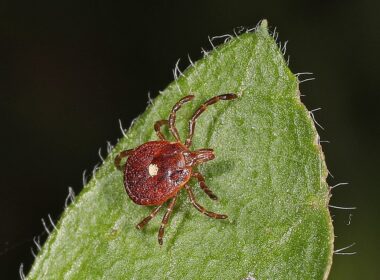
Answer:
[{"left": 186, "top": 149, "right": 215, "bottom": 166}]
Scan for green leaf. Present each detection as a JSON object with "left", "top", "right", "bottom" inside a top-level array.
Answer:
[{"left": 27, "top": 20, "right": 333, "bottom": 280}]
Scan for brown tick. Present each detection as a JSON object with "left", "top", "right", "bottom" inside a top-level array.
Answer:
[{"left": 115, "top": 93, "right": 237, "bottom": 245}]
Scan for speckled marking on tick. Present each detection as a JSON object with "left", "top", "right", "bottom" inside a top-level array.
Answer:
[{"left": 148, "top": 164, "right": 159, "bottom": 177}]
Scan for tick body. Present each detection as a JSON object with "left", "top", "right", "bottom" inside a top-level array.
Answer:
[{"left": 115, "top": 93, "right": 237, "bottom": 245}]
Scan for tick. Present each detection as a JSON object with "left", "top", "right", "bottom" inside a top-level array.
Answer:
[{"left": 115, "top": 93, "right": 237, "bottom": 245}]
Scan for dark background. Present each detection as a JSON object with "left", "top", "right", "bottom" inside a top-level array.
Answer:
[{"left": 0, "top": 0, "right": 378, "bottom": 279}]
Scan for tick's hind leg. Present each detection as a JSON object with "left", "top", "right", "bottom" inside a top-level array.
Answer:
[
  {"left": 185, "top": 185, "right": 227, "bottom": 219},
  {"left": 154, "top": 120, "right": 168, "bottom": 140},
  {"left": 158, "top": 195, "right": 178, "bottom": 245},
  {"left": 192, "top": 172, "right": 218, "bottom": 200},
  {"left": 114, "top": 149, "right": 134, "bottom": 170},
  {"left": 136, "top": 205, "right": 163, "bottom": 230}
]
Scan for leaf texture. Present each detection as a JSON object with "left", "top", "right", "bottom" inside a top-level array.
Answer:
[{"left": 27, "top": 20, "right": 333, "bottom": 280}]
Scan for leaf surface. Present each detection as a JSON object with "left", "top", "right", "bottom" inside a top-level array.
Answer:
[{"left": 27, "top": 21, "right": 333, "bottom": 280}]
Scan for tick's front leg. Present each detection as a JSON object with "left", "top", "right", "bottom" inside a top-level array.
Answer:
[{"left": 154, "top": 120, "right": 169, "bottom": 140}]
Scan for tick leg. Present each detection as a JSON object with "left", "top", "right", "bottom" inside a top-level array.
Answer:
[
  {"left": 158, "top": 194, "right": 178, "bottom": 245},
  {"left": 154, "top": 120, "right": 169, "bottom": 140},
  {"left": 168, "top": 95, "right": 195, "bottom": 142},
  {"left": 185, "top": 185, "right": 227, "bottom": 219},
  {"left": 114, "top": 149, "right": 133, "bottom": 171},
  {"left": 192, "top": 172, "right": 218, "bottom": 200},
  {"left": 185, "top": 93, "right": 237, "bottom": 147},
  {"left": 136, "top": 205, "right": 163, "bottom": 230}
]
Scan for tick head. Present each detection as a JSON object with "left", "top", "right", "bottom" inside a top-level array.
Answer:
[{"left": 184, "top": 149, "right": 215, "bottom": 166}]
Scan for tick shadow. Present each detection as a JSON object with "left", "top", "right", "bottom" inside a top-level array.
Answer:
[{"left": 201, "top": 159, "right": 237, "bottom": 179}]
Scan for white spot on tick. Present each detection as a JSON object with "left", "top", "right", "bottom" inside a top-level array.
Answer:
[{"left": 148, "top": 164, "right": 159, "bottom": 177}]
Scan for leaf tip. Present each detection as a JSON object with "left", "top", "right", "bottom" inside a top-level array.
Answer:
[{"left": 258, "top": 19, "right": 269, "bottom": 34}]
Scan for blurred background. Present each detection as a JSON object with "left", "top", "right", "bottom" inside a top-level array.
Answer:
[{"left": 0, "top": 0, "right": 378, "bottom": 279}]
